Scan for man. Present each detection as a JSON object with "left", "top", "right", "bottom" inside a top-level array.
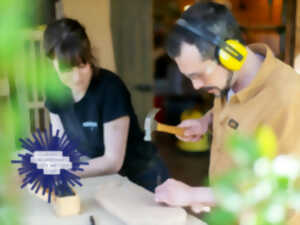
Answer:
[{"left": 154, "top": 2, "right": 300, "bottom": 223}]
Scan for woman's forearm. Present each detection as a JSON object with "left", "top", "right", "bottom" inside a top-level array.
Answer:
[
  {"left": 73, "top": 155, "right": 121, "bottom": 178},
  {"left": 72, "top": 116, "right": 129, "bottom": 178}
]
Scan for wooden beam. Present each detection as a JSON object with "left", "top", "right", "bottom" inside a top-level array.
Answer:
[
  {"left": 294, "top": 0, "right": 300, "bottom": 61},
  {"left": 110, "top": 0, "right": 154, "bottom": 126},
  {"left": 283, "top": 0, "right": 297, "bottom": 66}
]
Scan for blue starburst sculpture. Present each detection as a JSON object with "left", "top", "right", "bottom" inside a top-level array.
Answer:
[{"left": 12, "top": 124, "right": 88, "bottom": 203}]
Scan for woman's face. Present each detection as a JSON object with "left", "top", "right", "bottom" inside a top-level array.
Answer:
[{"left": 53, "top": 58, "right": 93, "bottom": 93}]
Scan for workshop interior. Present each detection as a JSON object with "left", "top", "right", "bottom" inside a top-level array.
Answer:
[{"left": 1, "top": 0, "right": 300, "bottom": 225}]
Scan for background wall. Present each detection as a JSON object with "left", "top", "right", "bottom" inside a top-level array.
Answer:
[{"left": 61, "top": 0, "right": 116, "bottom": 72}]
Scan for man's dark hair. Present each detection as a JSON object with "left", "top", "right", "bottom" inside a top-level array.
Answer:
[
  {"left": 166, "top": 2, "right": 244, "bottom": 60},
  {"left": 43, "top": 18, "right": 96, "bottom": 72}
]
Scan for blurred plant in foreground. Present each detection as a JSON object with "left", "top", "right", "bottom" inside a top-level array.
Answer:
[
  {"left": 204, "top": 126, "right": 300, "bottom": 225},
  {"left": 0, "top": 0, "right": 33, "bottom": 224}
]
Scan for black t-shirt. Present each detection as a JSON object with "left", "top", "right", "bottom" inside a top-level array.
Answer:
[{"left": 45, "top": 68, "right": 156, "bottom": 175}]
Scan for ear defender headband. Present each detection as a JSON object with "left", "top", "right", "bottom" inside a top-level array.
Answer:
[{"left": 176, "top": 18, "right": 247, "bottom": 71}]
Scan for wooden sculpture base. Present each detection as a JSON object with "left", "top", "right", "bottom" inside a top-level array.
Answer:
[
  {"left": 27, "top": 184, "right": 81, "bottom": 217},
  {"left": 53, "top": 192, "right": 81, "bottom": 217}
]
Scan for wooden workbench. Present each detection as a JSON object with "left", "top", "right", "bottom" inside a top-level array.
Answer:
[{"left": 20, "top": 175, "right": 207, "bottom": 225}]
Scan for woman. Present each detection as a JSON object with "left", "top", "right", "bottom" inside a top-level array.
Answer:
[{"left": 43, "top": 18, "right": 168, "bottom": 192}]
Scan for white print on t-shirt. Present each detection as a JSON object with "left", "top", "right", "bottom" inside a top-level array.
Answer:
[{"left": 82, "top": 121, "right": 98, "bottom": 131}]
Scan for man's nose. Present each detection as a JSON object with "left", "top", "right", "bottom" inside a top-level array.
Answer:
[{"left": 192, "top": 80, "right": 204, "bottom": 90}]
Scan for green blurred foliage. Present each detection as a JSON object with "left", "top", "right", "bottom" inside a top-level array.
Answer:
[
  {"left": 206, "top": 127, "right": 300, "bottom": 225},
  {"left": 226, "top": 132, "right": 260, "bottom": 167},
  {"left": 1, "top": 0, "right": 71, "bottom": 223},
  {"left": 0, "top": 0, "right": 33, "bottom": 78},
  {"left": 203, "top": 207, "right": 237, "bottom": 225},
  {"left": 0, "top": 0, "right": 33, "bottom": 225}
]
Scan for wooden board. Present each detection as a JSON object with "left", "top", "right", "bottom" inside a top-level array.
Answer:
[{"left": 95, "top": 176, "right": 187, "bottom": 225}]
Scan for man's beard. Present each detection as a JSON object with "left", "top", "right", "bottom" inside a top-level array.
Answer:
[{"left": 200, "top": 72, "right": 234, "bottom": 98}]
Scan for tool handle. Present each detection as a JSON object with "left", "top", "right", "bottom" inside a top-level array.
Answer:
[{"left": 157, "top": 123, "right": 185, "bottom": 137}]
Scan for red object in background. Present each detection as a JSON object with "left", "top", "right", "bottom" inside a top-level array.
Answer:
[{"left": 153, "top": 95, "right": 166, "bottom": 122}]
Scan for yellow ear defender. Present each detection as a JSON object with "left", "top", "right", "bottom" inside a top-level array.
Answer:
[{"left": 176, "top": 18, "right": 247, "bottom": 71}]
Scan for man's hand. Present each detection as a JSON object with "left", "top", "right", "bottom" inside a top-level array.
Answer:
[
  {"left": 176, "top": 118, "right": 208, "bottom": 142},
  {"left": 154, "top": 178, "right": 214, "bottom": 214},
  {"left": 190, "top": 203, "right": 211, "bottom": 214},
  {"left": 176, "top": 110, "right": 212, "bottom": 142},
  {"left": 154, "top": 178, "right": 193, "bottom": 207}
]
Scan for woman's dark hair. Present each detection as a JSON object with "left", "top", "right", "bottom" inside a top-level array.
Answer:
[
  {"left": 166, "top": 2, "right": 245, "bottom": 60},
  {"left": 43, "top": 18, "right": 97, "bottom": 72}
]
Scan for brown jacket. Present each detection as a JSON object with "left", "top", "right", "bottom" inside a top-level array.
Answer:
[{"left": 209, "top": 44, "right": 300, "bottom": 225}]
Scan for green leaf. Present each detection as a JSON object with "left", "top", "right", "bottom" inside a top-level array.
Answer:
[{"left": 203, "top": 207, "right": 237, "bottom": 225}]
